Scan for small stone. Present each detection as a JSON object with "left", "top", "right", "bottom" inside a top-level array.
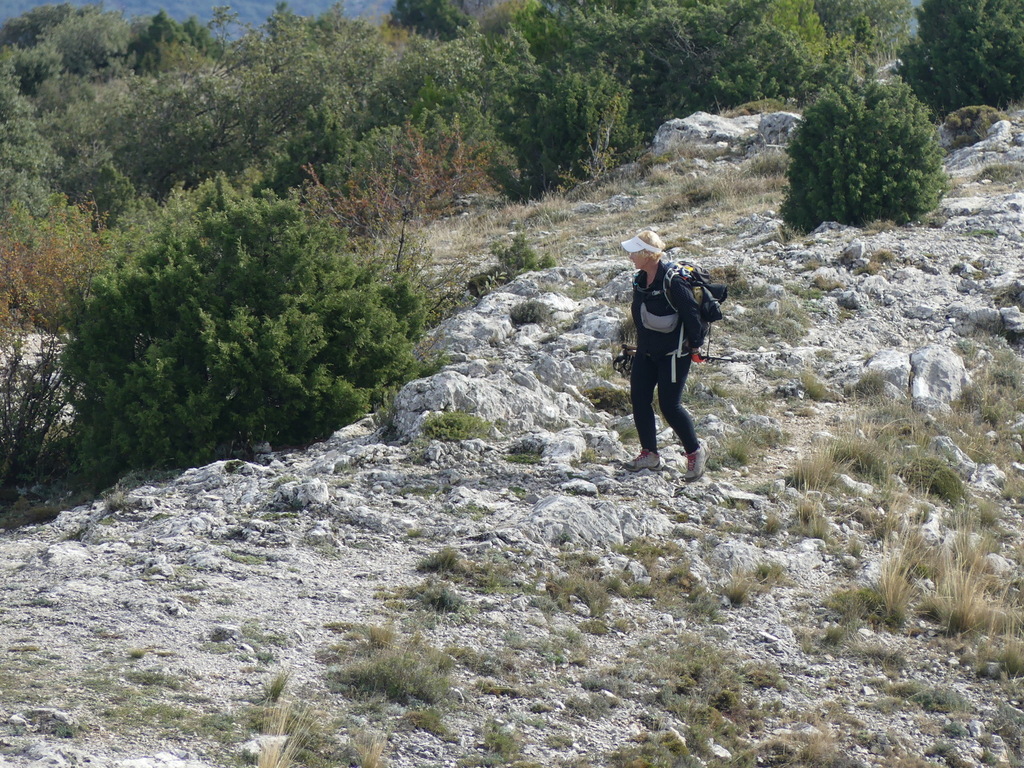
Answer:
[{"left": 710, "top": 742, "right": 732, "bottom": 759}]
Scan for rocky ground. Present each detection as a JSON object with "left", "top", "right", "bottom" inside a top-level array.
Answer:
[{"left": 3, "top": 111, "right": 1024, "bottom": 768}]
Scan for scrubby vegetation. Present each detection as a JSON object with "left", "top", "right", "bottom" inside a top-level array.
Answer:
[{"left": 0, "top": 0, "right": 1021, "bottom": 512}]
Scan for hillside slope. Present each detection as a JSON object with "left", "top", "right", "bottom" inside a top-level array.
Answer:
[{"left": 2, "top": 110, "right": 1024, "bottom": 768}]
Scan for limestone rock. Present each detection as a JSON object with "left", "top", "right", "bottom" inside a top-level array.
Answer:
[
  {"left": 523, "top": 494, "right": 671, "bottom": 547},
  {"left": 910, "top": 345, "right": 969, "bottom": 409},
  {"left": 651, "top": 111, "right": 760, "bottom": 154}
]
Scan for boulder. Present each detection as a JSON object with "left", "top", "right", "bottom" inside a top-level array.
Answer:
[
  {"left": 651, "top": 111, "right": 760, "bottom": 154},
  {"left": 910, "top": 345, "right": 969, "bottom": 409},
  {"left": 944, "top": 120, "right": 1024, "bottom": 176},
  {"left": 391, "top": 369, "right": 593, "bottom": 440},
  {"left": 757, "top": 112, "right": 801, "bottom": 145},
  {"left": 865, "top": 349, "right": 911, "bottom": 392}
]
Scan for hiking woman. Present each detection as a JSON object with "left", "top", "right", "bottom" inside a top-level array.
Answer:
[{"left": 621, "top": 229, "right": 708, "bottom": 481}]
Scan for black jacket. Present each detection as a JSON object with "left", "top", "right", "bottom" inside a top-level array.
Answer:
[{"left": 631, "top": 261, "right": 705, "bottom": 357}]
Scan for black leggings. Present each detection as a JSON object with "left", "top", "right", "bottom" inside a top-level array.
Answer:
[{"left": 630, "top": 351, "right": 699, "bottom": 454}]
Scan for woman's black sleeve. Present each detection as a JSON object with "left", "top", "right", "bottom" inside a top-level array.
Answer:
[{"left": 630, "top": 290, "right": 642, "bottom": 330}]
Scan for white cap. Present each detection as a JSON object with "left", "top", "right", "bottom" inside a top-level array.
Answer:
[{"left": 621, "top": 235, "right": 661, "bottom": 253}]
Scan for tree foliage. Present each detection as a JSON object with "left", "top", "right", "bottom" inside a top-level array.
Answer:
[
  {"left": 62, "top": 182, "right": 427, "bottom": 484},
  {"left": 0, "top": 0, "right": 966, "bottom": 492},
  {"left": 0, "top": 0, "right": 841, "bottom": 203},
  {"left": 307, "top": 120, "right": 493, "bottom": 244},
  {"left": 391, "top": 0, "right": 472, "bottom": 40},
  {"left": 128, "top": 10, "right": 217, "bottom": 75},
  {"left": 0, "top": 63, "right": 58, "bottom": 214},
  {"left": 502, "top": 61, "right": 640, "bottom": 197},
  {"left": 814, "top": 0, "right": 911, "bottom": 57},
  {"left": 0, "top": 198, "right": 109, "bottom": 332},
  {"left": 900, "top": 0, "right": 1024, "bottom": 115},
  {"left": 0, "top": 198, "right": 110, "bottom": 487},
  {"left": 781, "top": 79, "right": 947, "bottom": 232}
]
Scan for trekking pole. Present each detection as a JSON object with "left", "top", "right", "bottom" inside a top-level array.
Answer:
[{"left": 690, "top": 326, "right": 737, "bottom": 364}]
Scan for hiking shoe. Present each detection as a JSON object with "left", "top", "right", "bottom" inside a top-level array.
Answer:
[
  {"left": 683, "top": 440, "right": 709, "bottom": 482},
  {"left": 624, "top": 449, "right": 661, "bottom": 471}
]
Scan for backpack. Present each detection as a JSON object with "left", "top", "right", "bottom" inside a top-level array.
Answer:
[
  {"left": 662, "top": 261, "right": 728, "bottom": 323},
  {"left": 664, "top": 261, "right": 730, "bottom": 374}
]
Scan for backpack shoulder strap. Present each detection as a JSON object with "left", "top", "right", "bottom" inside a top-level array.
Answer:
[{"left": 663, "top": 261, "right": 702, "bottom": 311}]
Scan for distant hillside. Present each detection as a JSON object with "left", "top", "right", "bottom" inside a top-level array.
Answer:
[
  {"left": 1, "top": 0, "right": 923, "bottom": 31},
  {"left": 0, "top": 0, "right": 391, "bottom": 28}
]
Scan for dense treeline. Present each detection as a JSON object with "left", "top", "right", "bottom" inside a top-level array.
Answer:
[
  {"left": 0, "top": 0, "right": 913, "bottom": 218},
  {"left": 1, "top": 0, "right": 1023, "bottom": 492}
]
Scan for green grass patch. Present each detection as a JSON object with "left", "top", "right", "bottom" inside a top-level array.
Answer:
[{"left": 421, "top": 411, "right": 492, "bottom": 441}]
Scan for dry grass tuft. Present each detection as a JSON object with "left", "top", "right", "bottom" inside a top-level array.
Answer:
[
  {"left": 788, "top": 448, "right": 839, "bottom": 493},
  {"left": 352, "top": 730, "right": 388, "bottom": 768},
  {"left": 757, "top": 725, "right": 855, "bottom": 768},
  {"left": 326, "top": 631, "right": 453, "bottom": 705},
  {"left": 919, "top": 533, "right": 1015, "bottom": 636},
  {"left": 792, "top": 495, "right": 832, "bottom": 541},
  {"left": 870, "top": 536, "right": 925, "bottom": 627},
  {"left": 258, "top": 700, "right": 318, "bottom": 768},
  {"left": 262, "top": 670, "right": 291, "bottom": 704},
  {"left": 723, "top": 561, "right": 786, "bottom": 606}
]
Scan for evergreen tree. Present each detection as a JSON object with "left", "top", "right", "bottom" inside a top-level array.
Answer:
[
  {"left": 781, "top": 78, "right": 947, "bottom": 231},
  {"left": 391, "top": 0, "right": 472, "bottom": 40},
  {"left": 63, "top": 181, "right": 426, "bottom": 484},
  {"left": 900, "top": 0, "right": 1024, "bottom": 114},
  {"left": 129, "top": 11, "right": 216, "bottom": 75},
  {"left": 814, "top": 0, "right": 912, "bottom": 56}
]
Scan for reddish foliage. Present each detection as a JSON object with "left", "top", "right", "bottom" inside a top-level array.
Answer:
[
  {"left": 0, "top": 201, "right": 110, "bottom": 334},
  {"left": 302, "top": 121, "right": 493, "bottom": 242}
]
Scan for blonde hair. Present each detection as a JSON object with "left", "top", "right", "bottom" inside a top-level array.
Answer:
[{"left": 637, "top": 230, "right": 665, "bottom": 254}]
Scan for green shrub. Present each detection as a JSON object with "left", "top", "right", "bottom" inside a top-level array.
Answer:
[
  {"left": 326, "top": 635, "right": 453, "bottom": 705},
  {"left": 509, "top": 299, "right": 551, "bottom": 326},
  {"left": 583, "top": 385, "right": 631, "bottom": 416},
  {"left": 63, "top": 181, "right": 426, "bottom": 484},
  {"left": 420, "top": 411, "right": 491, "bottom": 441},
  {"left": 899, "top": 454, "right": 966, "bottom": 504},
  {"left": 781, "top": 79, "right": 947, "bottom": 232},
  {"left": 401, "top": 708, "right": 451, "bottom": 739},
  {"left": 943, "top": 105, "right": 1009, "bottom": 149},
  {"left": 410, "top": 579, "right": 466, "bottom": 613},
  {"left": 417, "top": 546, "right": 465, "bottom": 575},
  {"left": 890, "top": 681, "right": 971, "bottom": 713},
  {"left": 494, "top": 233, "right": 555, "bottom": 276},
  {"left": 467, "top": 234, "right": 556, "bottom": 297}
]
